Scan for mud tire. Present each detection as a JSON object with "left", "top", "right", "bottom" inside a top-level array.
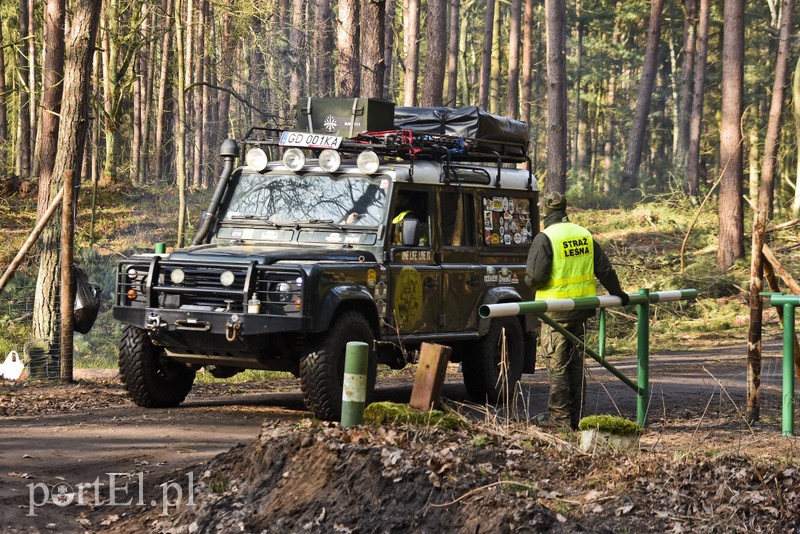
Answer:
[
  {"left": 119, "top": 324, "right": 196, "bottom": 407},
  {"left": 462, "top": 317, "right": 524, "bottom": 404},
  {"left": 299, "top": 312, "right": 377, "bottom": 421}
]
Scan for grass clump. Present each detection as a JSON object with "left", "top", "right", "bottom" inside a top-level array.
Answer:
[
  {"left": 578, "top": 415, "right": 643, "bottom": 436},
  {"left": 363, "top": 401, "right": 464, "bottom": 430}
]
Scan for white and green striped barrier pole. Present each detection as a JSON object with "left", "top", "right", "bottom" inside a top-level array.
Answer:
[
  {"left": 479, "top": 288, "right": 698, "bottom": 427},
  {"left": 765, "top": 293, "right": 799, "bottom": 436},
  {"left": 341, "top": 341, "right": 368, "bottom": 428}
]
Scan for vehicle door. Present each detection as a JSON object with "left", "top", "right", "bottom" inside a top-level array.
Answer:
[
  {"left": 438, "top": 189, "right": 482, "bottom": 332},
  {"left": 386, "top": 188, "right": 442, "bottom": 335}
]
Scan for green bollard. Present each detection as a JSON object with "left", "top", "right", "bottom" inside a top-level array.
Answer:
[
  {"left": 154, "top": 242, "right": 166, "bottom": 254},
  {"left": 782, "top": 303, "right": 795, "bottom": 436},
  {"left": 341, "top": 341, "right": 369, "bottom": 427},
  {"left": 636, "top": 288, "right": 650, "bottom": 428}
]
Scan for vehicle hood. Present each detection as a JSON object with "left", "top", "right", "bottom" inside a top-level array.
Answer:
[{"left": 167, "top": 244, "right": 377, "bottom": 265}]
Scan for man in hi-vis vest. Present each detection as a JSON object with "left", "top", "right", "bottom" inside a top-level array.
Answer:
[{"left": 525, "top": 192, "right": 629, "bottom": 431}]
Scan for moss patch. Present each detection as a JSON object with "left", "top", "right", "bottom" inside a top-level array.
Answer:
[
  {"left": 363, "top": 401, "right": 464, "bottom": 429},
  {"left": 578, "top": 415, "right": 642, "bottom": 436}
]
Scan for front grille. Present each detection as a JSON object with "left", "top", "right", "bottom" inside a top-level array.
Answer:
[{"left": 116, "top": 258, "right": 305, "bottom": 316}]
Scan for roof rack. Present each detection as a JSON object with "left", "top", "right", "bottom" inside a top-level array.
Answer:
[{"left": 242, "top": 127, "right": 528, "bottom": 166}]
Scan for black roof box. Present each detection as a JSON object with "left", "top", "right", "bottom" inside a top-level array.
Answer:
[{"left": 394, "top": 106, "right": 529, "bottom": 157}]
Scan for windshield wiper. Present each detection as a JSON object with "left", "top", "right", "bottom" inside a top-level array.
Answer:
[{"left": 228, "top": 215, "right": 280, "bottom": 227}]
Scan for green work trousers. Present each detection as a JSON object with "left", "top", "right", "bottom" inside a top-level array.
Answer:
[{"left": 540, "top": 318, "right": 587, "bottom": 430}]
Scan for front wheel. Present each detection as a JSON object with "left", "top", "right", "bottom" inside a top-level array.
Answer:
[
  {"left": 118, "top": 325, "right": 196, "bottom": 407},
  {"left": 462, "top": 317, "right": 524, "bottom": 404},
  {"left": 299, "top": 311, "right": 377, "bottom": 421}
]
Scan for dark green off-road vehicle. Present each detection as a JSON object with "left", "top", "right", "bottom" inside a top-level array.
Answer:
[{"left": 114, "top": 99, "right": 540, "bottom": 420}]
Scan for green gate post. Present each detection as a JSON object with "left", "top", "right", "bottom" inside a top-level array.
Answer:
[
  {"left": 782, "top": 303, "right": 795, "bottom": 436},
  {"left": 598, "top": 309, "right": 607, "bottom": 361},
  {"left": 341, "top": 341, "right": 368, "bottom": 428},
  {"left": 636, "top": 288, "right": 650, "bottom": 428}
]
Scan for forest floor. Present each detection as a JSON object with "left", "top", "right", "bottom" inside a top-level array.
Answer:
[{"left": 2, "top": 334, "right": 799, "bottom": 533}]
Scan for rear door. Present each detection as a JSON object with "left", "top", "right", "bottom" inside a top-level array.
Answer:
[{"left": 438, "top": 190, "right": 482, "bottom": 332}]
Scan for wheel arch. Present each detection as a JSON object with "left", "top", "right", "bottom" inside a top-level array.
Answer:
[
  {"left": 316, "top": 285, "right": 381, "bottom": 338},
  {"left": 479, "top": 287, "right": 538, "bottom": 373}
]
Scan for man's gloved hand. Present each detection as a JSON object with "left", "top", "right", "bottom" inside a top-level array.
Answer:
[{"left": 618, "top": 293, "right": 630, "bottom": 307}]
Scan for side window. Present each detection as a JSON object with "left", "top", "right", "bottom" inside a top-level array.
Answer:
[
  {"left": 441, "top": 192, "right": 475, "bottom": 247},
  {"left": 390, "top": 190, "right": 430, "bottom": 247},
  {"left": 481, "top": 195, "right": 533, "bottom": 247}
]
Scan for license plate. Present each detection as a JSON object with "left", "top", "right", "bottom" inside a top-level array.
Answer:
[{"left": 279, "top": 131, "right": 342, "bottom": 149}]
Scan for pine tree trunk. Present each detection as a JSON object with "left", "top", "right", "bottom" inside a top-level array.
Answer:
[
  {"left": 603, "top": 3, "right": 621, "bottom": 192},
  {"left": 361, "top": 0, "right": 386, "bottom": 99},
  {"left": 620, "top": 0, "right": 664, "bottom": 192},
  {"left": 676, "top": 0, "right": 696, "bottom": 174},
  {"left": 17, "top": 0, "right": 31, "bottom": 177},
  {"left": 0, "top": 22, "right": 8, "bottom": 153},
  {"left": 289, "top": 0, "right": 306, "bottom": 104},
  {"left": 793, "top": 56, "right": 800, "bottom": 218},
  {"left": 155, "top": 0, "right": 174, "bottom": 181},
  {"left": 421, "top": 0, "right": 446, "bottom": 106},
  {"left": 489, "top": 0, "right": 501, "bottom": 114},
  {"left": 192, "top": 0, "right": 206, "bottom": 189},
  {"left": 747, "top": 0, "right": 793, "bottom": 423},
  {"left": 505, "top": 0, "right": 521, "bottom": 119},
  {"left": 337, "top": 0, "right": 360, "bottom": 97},
  {"left": 520, "top": 0, "right": 534, "bottom": 125},
  {"left": 32, "top": 0, "right": 101, "bottom": 345},
  {"left": 176, "top": 0, "right": 188, "bottom": 246},
  {"left": 477, "top": 0, "right": 494, "bottom": 110},
  {"left": 384, "top": 0, "right": 397, "bottom": 99},
  {"left": 403, "top": 0, "right": 420, "bottom": 105},
  {"left": 38, "top": 0, "right": 66, "bottom": 199},
  {"left": 717, "top": 0, "right": 745, "bottom": 271},
  {"left": 686, "top": 0, "right": 709, "bottom": 197},
  {"left": 445, "top": 0, "right": 460, "bottom": 106},
  {"left": 572, "top": 0, "right": 583, "bottom": 176},
  {"left": 544, "top": 0, "right": 567, "bottom": 194},
  {"left": 315, "top": 0, "right": 334, "bottom": 97}
]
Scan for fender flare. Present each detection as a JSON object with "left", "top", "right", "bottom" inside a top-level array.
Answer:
[{"left": 315, "top": 285, "right": 379, "bottom": 334}]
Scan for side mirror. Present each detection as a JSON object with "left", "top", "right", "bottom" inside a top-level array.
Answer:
[{"left": 401, "top": 218, "right": 419, "bottom": 246}]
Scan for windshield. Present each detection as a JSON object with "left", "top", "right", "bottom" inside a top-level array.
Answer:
[{"left": 221, "top": 173, "right": 388, "bottom": 227}]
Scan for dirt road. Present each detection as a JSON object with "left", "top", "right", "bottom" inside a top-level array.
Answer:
[{"left": 1, "top": 338, "right": 795, "bottom": 532}]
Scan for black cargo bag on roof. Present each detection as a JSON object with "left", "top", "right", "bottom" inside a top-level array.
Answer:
[
  {"left": 74, "top": 266, "right": 101, "bottom": 334},
  {"left": 394, "top": 106, "right": 529, "bottom": 156}
]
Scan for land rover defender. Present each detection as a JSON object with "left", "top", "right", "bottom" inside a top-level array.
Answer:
[{"left": 113, "top": 99, "right": 540, "bottom": 420}]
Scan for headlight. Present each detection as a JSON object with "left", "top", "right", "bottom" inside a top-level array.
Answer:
[
  {"left": 245, "top": 147, "right": 269, "bottom": 172},
  {"left": 318, "top": 149, "right": 341, "bottom": 172},
  {"left": 271, "top": 277, "right": 303, "bottom": 303},
  {"left": 220, "top": 270, "right": 236, "bottom": 287},
  {"left": 282, "top": 148, "right": 306, "bottom": 172},
  {"left": 170, "top": 268, "right": 186, "bottom": 285},
  {"left": 126, "top": 267, "right": 141, "bottom": 281},
  {"left": 356, "top": 150, "right": 380, "bottom": 174}
]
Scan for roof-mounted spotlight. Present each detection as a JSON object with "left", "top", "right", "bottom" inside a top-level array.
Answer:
[
  {"left": 356, "top": 150, "right": 380, "bottom": 174},
  {"left": 245, "top": 147, "right": 269, "bottom": 172},
  {"left": 282, "top": 148, "right": 306, "bottom": 172},
  {"left": 318, "top": 149, "right": 341, "bottom": 172}
]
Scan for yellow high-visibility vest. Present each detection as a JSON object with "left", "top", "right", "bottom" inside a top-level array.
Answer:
[{"left": 535, "top": 222, "right": 596, "bottom": 300}]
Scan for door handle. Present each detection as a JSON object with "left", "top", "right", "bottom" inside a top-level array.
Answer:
[
  {"left": 467, "top": 278, "right": 481, "bottom": 287},
  {"left": 424, "top": 278, "right": 438, "bottom": 289}
]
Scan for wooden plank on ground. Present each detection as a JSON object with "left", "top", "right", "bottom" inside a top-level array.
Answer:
[{"left": 409, "top": 343, "right": 451, "bottom": 412}]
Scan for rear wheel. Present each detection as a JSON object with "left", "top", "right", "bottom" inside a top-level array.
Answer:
[
  {"left": 119, "top": 325, "right": 196, "bottom": 407},
  {"left": 462, "top": 317, "right": 524, "bottom": 404},
  {"left": 299, "top": 311, "right": 377, "bottom": 421}
]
